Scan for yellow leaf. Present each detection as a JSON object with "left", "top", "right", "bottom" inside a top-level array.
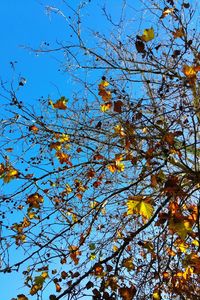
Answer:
[
  {"left": 50, "top": 142, "right": 62, "bottom": 151},
  {"left": 41, "top": 271, "right": 48, "bottom": 279},
  {"left": 116, "top": 161, "right": 125, "bottom": 172},
  {"left": 22, "top": 217, "right": 31, "bottom": 228},
  {"left": 65, "top": 184, "right": 72, "bottom": 194},
  {"left": 169, "top": 218, "right": 192, "bottom": 239},
  {"left": 100, "top": 102, "right": 112, "bottom": 112},
  {"left": 114, "top": 124, "right": 126, "bottom": 137},
  {"left": 127, "top": 196, "right": 154, "bottom": 219},
  {"left": 141, "top": 28, "right": 154, "bottom": 42},
  {"left": 107, "top": 164, "right": 117, "bottom": 173},
  {"left": 89, "top": 253, "right": 96, "bottom": 260},
  {"left": 56, "top": 151, "right": 70, "bottom": 164},
  {"left": 152, "top": 290, "right": 161, "bottom": 300},
  {"left": 174, "top": 240, "right": 188, "bottom": 253},
  {"left": 98, "top": 80, "right": 109, "bottom": 89},
  {"left": 113, "top": 245, "right": 118, "bottom": 252},
  {"left": 3, "top": 168, "right": 18, "bottom": 183},
  {"left": 59, "top": 134, "right": 70, "bottom": 143},
  {"left": 192, "top": 239, "right": 199, "bottom": 247},
  {"left": 28, "top": 211, "right": 38, "bottom": 219}
]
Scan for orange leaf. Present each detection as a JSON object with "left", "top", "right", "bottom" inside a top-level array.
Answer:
[
  {"left": 56, "top": 151, "right": 70, "bottom": 164},
  {"left": 55, "top": 283, "right": 62, "bottom": 293},
  {"left": 52, "top": 96, "right": 68, "bottom": 110},
  {"left": 183, "top": 65, "right": 197, "bottom": 78},
  {"left": 69, "top": 246, "right": 81, "bottom": 265},
  {"left": 29, "top": 125, "right": 39, "bottom": 133}
]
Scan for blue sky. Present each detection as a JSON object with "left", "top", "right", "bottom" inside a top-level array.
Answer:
[
  {"left": 1, "top": 0, "right": 139, "bottom": 102},
  {"left": 0, "top": 1, "right": 144, "bottom": 299},
  {"left": 1, "top": 0, "right": 72, "bottom": 102},
  {"left": 1, "top": 2, "right": 70, "bottom": 298}
]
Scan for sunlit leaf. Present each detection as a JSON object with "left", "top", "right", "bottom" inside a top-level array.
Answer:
[
  {"left": 98, "top": 80, "right": 109, "bottom": 88},
  {"left": 152, "top": 290, "right": 161, "bottom": 300},
  {"left": 127, "top": 196, "right": 154, "bottom": 220},
  {"left": 114, "top": 124, "right": 126, "bottom": 137},
  {"left": 58, "top": 133, "right": 70, "bottom": 143},
  {"left": 56, "top": 151, "right": 70, "bottom": 164},
  {"left": 29, "top": 125, "right": 39, "bottom": 133},
  {"left": 160, "top": 7, "right": 174, "bottom": 18},
  {"left": 141, "top": 28, "right": 154, "bottom": 42},
  {"left": 3, "top": 168, "right": 18, "bottom": 183},
  {"left": 26, "top": 193, "right": 44, "bottom": 208},
  {"left": 55, "top": 283, "right": 62, "bottom": 293},
  {"left": 183, "top": 65, "right": 197, "bottom": 78},
  {"left": 30, "top": 284, "right": 42, "bottom": 295},
  {"left": 52, "top": 96, "right": 68, "bottom": 110},
  {"left": 169, "top": 217, "right": 192, "bottom": 239},
  {"left": 100, "top": 102, "right": 112, "bottom": 112}
]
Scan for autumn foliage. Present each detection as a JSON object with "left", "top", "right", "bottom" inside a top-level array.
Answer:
[{"left": 0, "top": 1, "right": 200, "bottom": 300}]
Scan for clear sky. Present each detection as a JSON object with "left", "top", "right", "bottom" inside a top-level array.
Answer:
[{"left": 1, "top": 2, "right": 71, "bottom": 298}]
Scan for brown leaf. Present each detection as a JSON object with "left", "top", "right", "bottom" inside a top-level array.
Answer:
[
  {"left": 86, "top": 281, "right": 94, "bottom": 289},
  {"left": 114, "top": 100, "right": 123, "bottom": 113},
  {"left": 163, "top": 132, "right": 175, "bottom": 145},
  {"left": 5, "top": 148, "right": 13, "bottom": 152},
  {"left": 26, "top": 193, "right": 44, "bottom": 208},
  {"left": 135, "top": 40, "right": 145, "bottom": 53},
  {"left": 61, "top": 271, "right": 68, "bottom": 279},
  {"left": 173, "top": 27, "right": 185, "bottom": 38},
  {"left": 119, "top": 285, "right": 136, "bottom": 300},
  {"left": 151, "top": 174, "right": 158, "bottom": 187},
  {"left": 94, "top": 263, "right": 103, "bottom": 275},
  {"left": 52, "top": 97, "right": 68, "bottom": 110},
  {"left": 17, "top": 295, "right": 29, "bottom": 300}
]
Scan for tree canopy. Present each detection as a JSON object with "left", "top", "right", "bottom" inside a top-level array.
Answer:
[{"left": 0, "top": 0, "right": 200, "bottom": 299}]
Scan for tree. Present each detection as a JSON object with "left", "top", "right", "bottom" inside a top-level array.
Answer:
[{"left": 0, "top": 0, "right": 200, "bottom": 299}]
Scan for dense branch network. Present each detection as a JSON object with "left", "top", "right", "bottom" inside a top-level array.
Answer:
[{"left": 0, "top": 1, "right": 200, "bottom": 300}]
